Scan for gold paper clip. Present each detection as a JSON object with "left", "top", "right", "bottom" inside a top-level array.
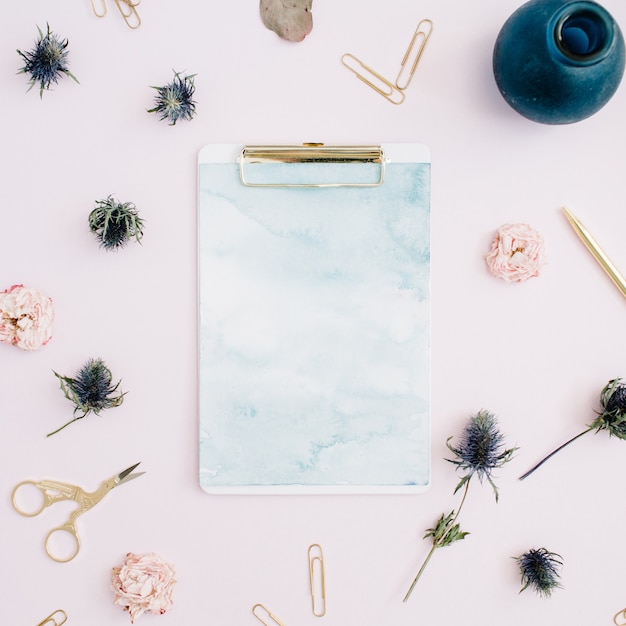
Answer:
[
  {"left": 341, "top": 54, "right": 405, "bottom": 105},
  {"left": 37, "top": 610, "right": 67, "bottom": 626},
  {"left": 395, "top": 19, "right": 433, "bottom": 90},
  {"left": 91, "top": 0, "right": 107, "bottom": 17},
  {"left": 615, "top": 609, "right": 626, "bottom": 625},
  {"left": 114, "top": 0, "right": 141, "bottom": 29},
  {"left": 252, "top": 604, "right": 285, "bottom": 626},
  {"left": 308, "top": 543, "right": 326, "bottom": 617}
]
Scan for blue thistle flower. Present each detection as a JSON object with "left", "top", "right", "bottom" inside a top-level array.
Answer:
[
  {"left": 515, "top": 548, "right": 563, "bottom": 597},
  {"left": 520, "top": 377, "right": 626, "bottom": 480},
  {"left": 446, "top": 409, "right": 517, "bottom": 501},
  {"left": 403, "top": 410, "right": 516, "bottom": 602},
  {"left": 17, "top": 24, "right": 79, "bottom": 97},
  {"left": 88, "top": 195, "right": 144, "bottom": 250},
  {"left": 147, "top": 70, "right": 197, "bottom": 125},
  {"left": 47, "top": 358, "right": 126, "bottom": 436}
]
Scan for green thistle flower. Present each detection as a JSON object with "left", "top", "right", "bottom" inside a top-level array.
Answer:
[
  {"left": 515, "top": 548, "right": 563, "bottom": 597},
  {"left": 147, "top": 70, "right": 197, "bottom": 125},
  {"left": 88, "top": 196, "right": 144, "bottom": 250},
  {"left": 403, "top": 410, "right": 517, "bottom": 602},
  {"left": 47, "top": 358, "right": 126, "bottom": 436},
  {"left": 17, "top": 24, "right": 79, "bottom": 97},
  {"left": 520, "top": 378, "right": 626, "bottom": 480}
]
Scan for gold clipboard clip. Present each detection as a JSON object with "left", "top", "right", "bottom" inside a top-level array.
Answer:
[
  {"left": 239, "top": 144, "right": 386, "bottom": 188},
  {"left": 37, "top": 610, "right": 67, "bottom": 626},
  {"left": 615, "top": 609, "right": 626, "bottom": 625}
]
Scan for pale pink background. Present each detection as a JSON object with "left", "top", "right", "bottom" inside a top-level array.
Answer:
[{"left": 2, "top": 1, "right": 626, "bottom": 624}]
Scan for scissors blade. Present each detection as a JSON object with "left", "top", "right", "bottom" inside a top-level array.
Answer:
[{"left": 115, "top": 462, "right": 145, "bottom": 486}]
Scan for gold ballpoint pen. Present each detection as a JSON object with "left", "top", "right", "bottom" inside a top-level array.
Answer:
[{"left": 562, "top": 206, "right": 626, "bottom": 299}]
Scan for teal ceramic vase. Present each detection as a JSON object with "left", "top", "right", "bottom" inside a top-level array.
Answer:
[{"left": 493, "top": 0, "right": 625, "bottom": 124}]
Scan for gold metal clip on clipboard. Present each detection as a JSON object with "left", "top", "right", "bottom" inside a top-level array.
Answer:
[{"left": 239, "top": 144, "right": 386, "bottom": 188}]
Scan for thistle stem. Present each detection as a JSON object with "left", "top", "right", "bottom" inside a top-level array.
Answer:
[
  {"left": 518, "top": 427, "right": 593, "bottom": 480},
  {"left": 46, "top": 416, "right": 83, "bottom": 437},
  {"left": 403, "top": 544, "right": 436, "bottom": 603},
  {"left": 403, "top": 479, "right": 470, "bottom": 602}
]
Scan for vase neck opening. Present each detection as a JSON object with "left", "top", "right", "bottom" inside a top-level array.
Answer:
[{"left": 554, "top": 4, "right": 613, "bottom": 64}]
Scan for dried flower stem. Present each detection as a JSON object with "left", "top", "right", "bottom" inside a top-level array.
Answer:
[
  {"left": 46, "top": 416, "right": 84, "bottom": 437},
  {"left": 519, "top": 427, "right": 592, "bottom": 480},
  {"left": 403, "top": 479, "right": 470, "bottom": 602}
]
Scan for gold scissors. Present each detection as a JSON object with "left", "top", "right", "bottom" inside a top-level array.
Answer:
[{"left": 12, "top": 462, "right": 144, "bottom": 562}]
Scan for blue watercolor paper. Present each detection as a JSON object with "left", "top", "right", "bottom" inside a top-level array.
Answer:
[{"left": 198, "top": 146, "right": 430, "bottom": 493}]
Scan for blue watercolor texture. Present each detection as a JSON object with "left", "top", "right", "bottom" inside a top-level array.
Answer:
[{"left": 198, "top": 158, "right": 430, "bottom": 491}]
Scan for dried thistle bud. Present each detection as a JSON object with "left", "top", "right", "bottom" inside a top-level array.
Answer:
[
  {"left": 88, "top": 196, "right": 144, "bottom": 250},
  {"left": 147, "top": 70, "right": 197, "bottom": 125},
  {"left": 446, "top": 409, "right": 517, "bottom": 501},
  {"left": 48, "top": 358, "right": 125, "bottom": 436},
  {"left": 515, "top": 548, "right": 563, "bottom": 597},
  {"left": 520, "top": 377, "right": 626, "bottom": 480},
  {"left": 17, "top": 24, "right": 79, "bottom": 97},
  {"left": 590, "top": 378, "right": 626, "bottom": 439}
]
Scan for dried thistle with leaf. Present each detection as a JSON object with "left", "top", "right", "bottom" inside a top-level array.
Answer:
[
  {"left": 17, "top": 24, "right": 79, "bottom": 97},
  {"left": 47, "top": 358, "right": 125, "bottom": 436},
  {"left": 403, "top": 410, "right": 517, "bottom": 602},
  {"left": 515, "top": 547, "right": 563, "bottom": 597},
  {"left": 520, "top": 378, "right": 626, "bottom": 480},
  {"left": 89, "top": 196, "right": 144, "bottom": 250},
  {"left": 148, "top": 70, "right": 197, "bottom": 125}
]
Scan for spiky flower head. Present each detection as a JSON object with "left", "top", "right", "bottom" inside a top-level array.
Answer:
[
  {"left": 47, "top": 358, "right": 126, "bottom": 436},
  {"left": 88, "top": 195, "right": 144, "bottom": 250},
  {"left": 148, "top": 70, "right": 197, "bottom": 125},
  {"left": 590, "top": 378, "right": 626, "bottom": 439},
  {"left": 17, "top": 24, "right": 79, "bottom": 97},
  {"left": 515, "top": 547, "right": 563, "bottom": 597},
  {"left": 446, "top": 409, "right": 517, "bottom": 501}
]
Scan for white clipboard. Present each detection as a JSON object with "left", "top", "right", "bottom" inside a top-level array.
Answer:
[{"left": 198, "top": 143, "right": 431, "bottom": 494}]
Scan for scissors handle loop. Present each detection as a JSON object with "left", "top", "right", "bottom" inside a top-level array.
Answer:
[
  {"left": 45, "top": 523, "right": 81, "bottom": 563},
  {"left": 12, "top": 481, "right": 44, "bottom": 516},
  {"left": 12, "top": 480, "right": 78, "bottom": 516}
]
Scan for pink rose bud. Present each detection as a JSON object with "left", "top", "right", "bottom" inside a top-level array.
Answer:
[
  {"left": 112, "top": 552, "right": 176, "bottom": 623},
  {"left": 0, "top": 284, "right": 54, "bottom": 350},
  {"left": 485, "top": 223, "right": 547, "bottom": 283}
]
